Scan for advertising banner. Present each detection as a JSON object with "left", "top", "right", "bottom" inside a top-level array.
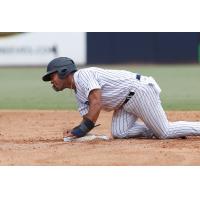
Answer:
[{"left": 0, "top": 32, "right": 86, "bottom": 66}]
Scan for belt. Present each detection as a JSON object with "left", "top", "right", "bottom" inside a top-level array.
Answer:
[
  {"left": 123, "top": 91, "right": 135, "bottom": 105},
  {"left": 122, "top": 74, "right": 141, "bottom": 105},
  {"left": 136, "top": 74, "right": 141, "bottom": 81}
]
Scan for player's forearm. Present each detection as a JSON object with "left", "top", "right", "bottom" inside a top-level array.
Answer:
[
  {"left": 84, "top": 100, "right": 102, "bottom": 123},
  {"left": 83, "top": 89, "right": 102, "bottom": 123}
]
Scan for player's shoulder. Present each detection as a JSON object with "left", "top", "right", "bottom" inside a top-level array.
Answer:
[
  {"left": 76, "top": 67, "right": 103, "bottom": 75},
  {"left": 74, "top": 67, "right": 99, "bottom": 81},
  {"left": 80, "top": 67, "right": 102, "bottom": 72}
]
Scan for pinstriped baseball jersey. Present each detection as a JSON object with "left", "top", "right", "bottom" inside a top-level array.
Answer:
[
  {"left": 73, "top": 67, "right": 200, "bottom": 139},
  {"left": 73, "top": 67, "right": 142, "bottom": 115}
]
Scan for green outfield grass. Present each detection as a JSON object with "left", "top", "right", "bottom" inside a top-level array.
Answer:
[{"left": 0, "top": 65, "right": 200, "bottom": 110}]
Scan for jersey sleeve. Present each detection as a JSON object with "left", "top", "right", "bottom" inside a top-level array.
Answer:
[
  {"left": 78, "top": 69, "right": 101, "bottom": 98},
  {"left": 78, "top": 103, "right": 89, "bottom": 116},
  {"left": 75, "top": 97, "right": 89, "bottom": 116}
]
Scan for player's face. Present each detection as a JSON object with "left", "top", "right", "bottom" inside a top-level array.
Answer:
[{"left": 50, "top": 72, "right": 65, "bottom": 91}]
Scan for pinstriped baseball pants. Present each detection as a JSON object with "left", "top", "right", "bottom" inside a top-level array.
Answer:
[{"left": 111, "top": 82, "right": 200, "bottom": 139}]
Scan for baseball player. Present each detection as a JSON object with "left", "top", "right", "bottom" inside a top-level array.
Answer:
[{"left": 42, "top": 57, "right": 200, "bottom": 140}]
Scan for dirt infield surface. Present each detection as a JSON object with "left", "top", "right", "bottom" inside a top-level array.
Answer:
[{"left": 1, "top": 110, "right": 200, "bottom": 165}]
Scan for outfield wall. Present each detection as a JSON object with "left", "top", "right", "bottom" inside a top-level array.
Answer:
[{"left": 87, "top": 32, "right": 200, "bottom": 64}]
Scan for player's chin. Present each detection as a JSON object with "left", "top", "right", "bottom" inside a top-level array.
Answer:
[{"left": 52, "top": 85, "right": 62, "bottom": 92}]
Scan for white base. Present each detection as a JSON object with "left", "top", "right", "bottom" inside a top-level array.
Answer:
[{"left": 63, "top": 134, "right": 110, "bottom": 142}]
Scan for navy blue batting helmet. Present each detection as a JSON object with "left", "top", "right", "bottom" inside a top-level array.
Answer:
[{"left": 42, "top": 57, "right": 77, "bottom": 82}]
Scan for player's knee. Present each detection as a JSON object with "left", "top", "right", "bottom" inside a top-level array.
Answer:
[
  {"left": 112, "top": 130, "right": 126, "bottom": 139},
  {"left": 155, "top": 130, "right": 169, "bottom": 139},
  {"left": 157, "top": 134, "right": 168, "bottom": 139},
  {"left": 152, "top": 126, "right": 170, "bottom": 140}
]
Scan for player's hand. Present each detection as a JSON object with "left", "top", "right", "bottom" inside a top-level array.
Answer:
[{"left": 63, "top": 129, "right": 75, "bottom": 138}]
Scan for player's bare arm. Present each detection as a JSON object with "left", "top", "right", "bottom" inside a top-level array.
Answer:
[
  {"left": 63, "top": 89, "right": 102, "bottom": 138},
  {"left": 83, "top": 89, "right": 102, "bottom": 123}
]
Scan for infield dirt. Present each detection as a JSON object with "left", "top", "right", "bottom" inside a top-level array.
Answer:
[{"left": 1, "top": 110, "right": 200, "bottom": 165}]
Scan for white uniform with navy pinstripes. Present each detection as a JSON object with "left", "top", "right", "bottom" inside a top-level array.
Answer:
[{"left": 73, "top": 67, "right": 200, "bottom": 139}]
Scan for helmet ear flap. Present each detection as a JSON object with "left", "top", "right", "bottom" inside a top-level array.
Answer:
[{"left": 58, "top": 68, "right": 68, "bottom": 79}]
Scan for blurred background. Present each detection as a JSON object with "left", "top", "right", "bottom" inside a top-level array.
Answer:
[{"left": 0, "top": 32, "right": 200, "bottom": 110}]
